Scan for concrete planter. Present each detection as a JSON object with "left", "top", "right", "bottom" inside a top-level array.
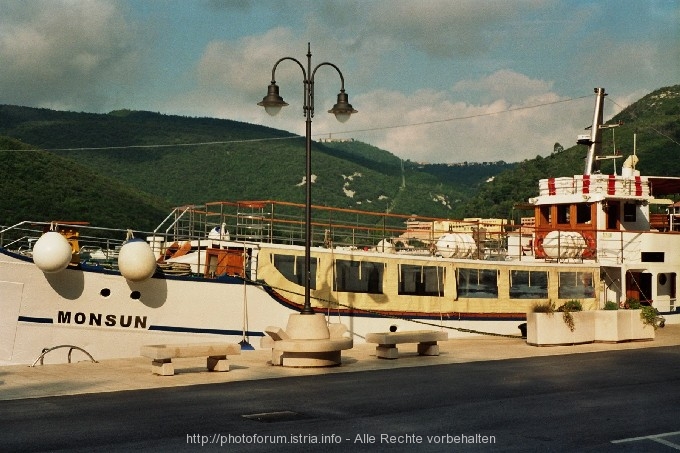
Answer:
[
  {"left": 526, "top": 311, "right": 595, "bottom": 346},
  {"left": 594, "top": 310, "right": 620, "bottom": 343},
  {"left": 594, "top": 310, "right": 654, "bottom": 342}
]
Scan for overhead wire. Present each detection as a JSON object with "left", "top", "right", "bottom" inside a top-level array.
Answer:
[
  {"left": 335, "top": 94, "right": 593, "bottom": 135},
  {"left": 607, "top": 97, "right": 680, "bottom": 148},
  {"left": 2, "top": 94, "right": 593, "bottom": 152}
]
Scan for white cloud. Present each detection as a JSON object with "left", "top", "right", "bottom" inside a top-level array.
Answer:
[
  {"left": 452, "top": 70, "right": 555, "bottom": 104},
  {"left": 174, "top": 27, "right": 629, "bottom": 165},
  {"left": 324, "top": 70, "right": 595, "bottom": 164},
  {"left": 314, "top": 0, "right": 544, "bottom": 58},
  {"left": 163, "top": 28, "right": 312, "bottom": 128},
  {"left": 0, "top": 0, "right": 142, "bottom": 111},
  {"left": 161, "top": 4, "right": 609, "bottom": 164}
]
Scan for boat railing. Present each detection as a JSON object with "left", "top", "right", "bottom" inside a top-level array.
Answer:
[
  {"left": 0, "top": 221, "right": 43, "bottom": 250},
  {"left": 4, "top": 205, "right": 678, "bottom": 268},
  {"left": 2, "top": 235, "right": 37, "bottom": 250},
  {"left": 0, "top": 221, "right": 152, "bottom": 269},
  {"left": 161, "top": 201, "right": 516, "bottom": 258},
  {"left": 158, "top": 205, "right": 194, "bottom": 239}
]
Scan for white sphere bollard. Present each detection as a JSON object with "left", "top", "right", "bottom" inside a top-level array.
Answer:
[
  {"left": 118, "top": 239, "right": 157, "bottom": 281},
  {"left": 32, "top": 231, "right": 73, "bottom": 273}
]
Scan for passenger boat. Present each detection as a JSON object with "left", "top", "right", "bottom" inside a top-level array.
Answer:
[{"left": 1, "top": 87, "right": 679, "bottom": 365}]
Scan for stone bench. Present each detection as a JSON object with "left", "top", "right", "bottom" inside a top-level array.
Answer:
[
  {"left": 140, "top": 342, "right": 241, "bottom": 376},
  {"left": 262, "top": 319, "right": 353, "bottom": 367},
  {"left": 365, "top": 330, "right": 448, "bottom": 359},
  {"left": 270, "top": 337, "right": 353, "bottom": 367}
]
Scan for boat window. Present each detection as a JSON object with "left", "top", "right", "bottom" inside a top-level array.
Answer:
[
  {"left": 334, "top": 259, "right": 383, "bottom": 294},
  {"left": 557, "top": 204, "right": 570, "bottom": 225},
  {"left": 623, "top": 203, "right": 637, "bottom": 222},
  {"left": 558, "top": 271, "right": 594, "bottom": 299},
  {"left": 456, "top": 268, "right": 498, "bottom": 298},
  {"left": 641, "top": 252, "right": 664, "bottom": 262},
  {"left": 576, "top": 204, "right": 592, "bottom": 224},
  {"left": 273, "top": 254, "right": 317, "bottom": 290},
  {"left": 509, "top": 270, "right": 548, "bottom": 299},
  {"left": 606, "top": 201, "right": 620, "bottom": 230},
  {"left": 538, "top": 206, "right": 551, "bottom": 227},
  {"left": 398, "top": 265, "right": 445, "bottom": 296}
]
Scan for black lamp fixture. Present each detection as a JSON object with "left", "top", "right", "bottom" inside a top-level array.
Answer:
[
  {"left": 328, "top": 89, "right": 357, "bottom": 123},
  {"left": 258, "top": 82, "right": 288, "bottom": 116},
  {"left": 258, "top": 43, "right": 356, "bottom": 314}
]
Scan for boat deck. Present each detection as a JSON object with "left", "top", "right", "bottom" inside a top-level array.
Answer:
[{"left": 2, "top": 325, "right": 680, "bottom": 401}]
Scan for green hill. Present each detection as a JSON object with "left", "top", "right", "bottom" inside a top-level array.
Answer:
[
  {"left": 0, "top": 136, "right": 170, "bottom": 230},
  {"left": 0, "top": 106, "right": 510, "bottom": 227}
]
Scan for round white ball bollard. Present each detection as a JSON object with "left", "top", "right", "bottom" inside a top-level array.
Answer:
[
  {"left": 118, "top": 238, "right": 157, "bottom": 282},
  {"left": 32, "top": 231, "right": 73, "bottom": 273}
]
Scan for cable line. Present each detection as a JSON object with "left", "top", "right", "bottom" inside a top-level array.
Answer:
[{"left": 3, "top": 94, "right": 593, "bottom": 152}]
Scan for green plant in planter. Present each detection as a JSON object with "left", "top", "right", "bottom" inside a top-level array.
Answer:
[
  {"left": 532, "top": 301, "right": 555, "bottom": 314},
  {"left": 603, "top": 300, "right": 618, "bottom": 310},
  {"left": 557, "top": 300, "right": 583, "bottom": 332},
  {"left": 623, "top": 297, "right": 659, "bottom": 329},
  {"left": 625, "top": 297, "right": 642, "bottom": 309},
  {"left": 559, "top": 300, "right": 583, "bottom": 312},
  {"left": 640, "top": 306, "right": 659, "bottom": 330}
]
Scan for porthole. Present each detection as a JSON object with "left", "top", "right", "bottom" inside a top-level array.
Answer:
[
  {"left": 389, "top": 324, "right": 398, "bottom": 332},
  {"left": 130, "top": 290, "right": 141, "bottom": 300},
  {"left": 100, "top": 288, "right": 111, "bottom": 298}
]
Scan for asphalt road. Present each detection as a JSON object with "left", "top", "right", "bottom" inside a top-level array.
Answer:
[{"left": 2, "top": 346, "right": 680, "bottom": 452}]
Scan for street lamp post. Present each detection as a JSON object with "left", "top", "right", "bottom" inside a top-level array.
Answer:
[{"left": 258, "top": 43, "right": 357, "bottom": 315}]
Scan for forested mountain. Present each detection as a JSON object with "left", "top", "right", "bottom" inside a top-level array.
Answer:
[
  {"left": 0, "top": 105, "right": 512, "bottom": 227},
  {"left": 0, "top": 136, "right": 169, "bottom": 230},
  {"left": 0, "top": 84, "right": 678, "bottom": 230}
]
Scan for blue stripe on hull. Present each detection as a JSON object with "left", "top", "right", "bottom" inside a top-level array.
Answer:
[
  {"left": 17, "top": 316, "right": 264, "bottom": 337},
  {"left": 148, "top": 325, "right": 264, "bottom": 337},
  {"left": 18, "top": 316, "right": 53, "bottom": 324}
]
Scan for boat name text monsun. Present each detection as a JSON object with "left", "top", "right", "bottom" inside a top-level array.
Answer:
[{"left": 57, "top": 311, "right": 147, "bottom": 329}]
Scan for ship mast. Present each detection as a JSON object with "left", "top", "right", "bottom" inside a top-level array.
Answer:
[{"left": 582, "top": 87, "right": 607, "bottom": 175}]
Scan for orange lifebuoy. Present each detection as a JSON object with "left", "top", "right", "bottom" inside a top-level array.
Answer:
[
  {"left": 581, "top": 231, "right": 596, "bottom": 259},
  {"left": 534, "top": 234, "right": 546, "bottom": 258}
]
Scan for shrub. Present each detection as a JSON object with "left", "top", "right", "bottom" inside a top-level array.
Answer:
[
  {"left": 624, "top": 297, "right": 642, "bottom": 309},
  {"left": 558, "top": 300, "right": 583, "bottom": 312},
  {"left": 603, "top": 301, "right": 618, "bottom": 310},
  {"left": 640, "top": 306, "right": 659, "bottom": 330},
  {"left": 532, "top": 301, "right": 555, "bottom": 313},
  {"left": 557, "top": 300, "right": 582, "bottom": 332}
]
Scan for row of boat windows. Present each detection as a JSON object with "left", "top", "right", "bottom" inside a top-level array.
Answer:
[
  {"left": 272, "top": 254, "right": 594, "bottom": 299},
  {"left": 538, "top": 202, "right": 639, "bottom": 228}
]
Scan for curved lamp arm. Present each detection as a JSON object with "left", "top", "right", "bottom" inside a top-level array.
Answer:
[
  {"left": 311, "top": 62, "right": 358, "bottom": 122},
  {"left": 258, "top": 57, "right": 307, "bottom": 116}
]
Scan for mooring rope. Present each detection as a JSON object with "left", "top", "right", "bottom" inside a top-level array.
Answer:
[{"left": 242, "top": 276, "right": 524, "bottom": 339}]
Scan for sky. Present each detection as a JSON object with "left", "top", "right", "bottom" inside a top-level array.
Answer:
[{"left": 1, "top": 0, "right": 678, "bottom": 164}]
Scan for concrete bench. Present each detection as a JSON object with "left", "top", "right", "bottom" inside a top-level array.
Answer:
[
  {"left": 365, "top": 330, "right": 448, "bottom": 359},
  {"left": 270, "top": 337, "right": 353, "bottom": 367},
  {"left": 263, "top": 321, "right": 353, "bottom": 367},
  {"left": 140, "top": 342, "right": 241, "bottom": 376}
]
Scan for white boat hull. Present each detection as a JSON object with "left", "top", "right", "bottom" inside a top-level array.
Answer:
[{"left": 0, "top": 252, "right": 525, "bottom": 365}]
